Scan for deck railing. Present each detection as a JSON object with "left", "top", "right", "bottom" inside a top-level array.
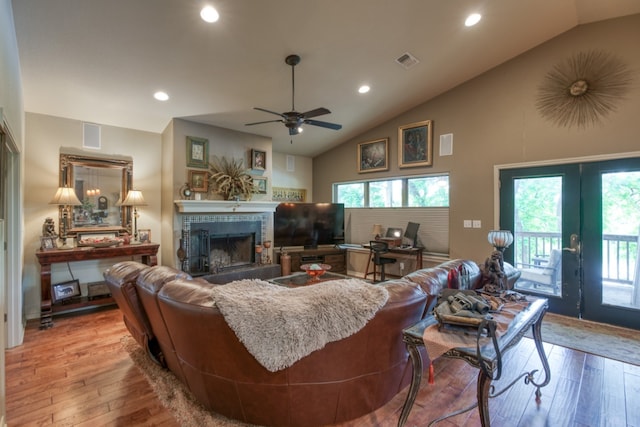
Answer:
[{"left": 514, "top": 232, "right": 638, "bottom": 284}]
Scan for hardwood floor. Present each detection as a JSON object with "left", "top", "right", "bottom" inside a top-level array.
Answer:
[{"left": 6, "top": 307, "right": 640, "bottom": 426}]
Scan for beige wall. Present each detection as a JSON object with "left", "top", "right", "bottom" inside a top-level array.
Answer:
[
  {"left": 272, "top": 152, "right": 313, "bottom": 201},
  {"left": 22, "top": 113, "right": 161, "bottom": 319},
  {"left": 314, "top": 14, "right": 640, "bottom": 263},
  {"left": 162, "top": 119, "right": 272, "bottom": 267}
]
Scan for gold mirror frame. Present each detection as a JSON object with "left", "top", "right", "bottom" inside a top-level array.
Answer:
[{"left": 58, "top": 150, "right": 133, "bottom": 236}]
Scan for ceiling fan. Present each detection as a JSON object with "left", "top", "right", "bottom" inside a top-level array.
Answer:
[{"left": 245, "top": 54, "right": 342, "bottom": 136}]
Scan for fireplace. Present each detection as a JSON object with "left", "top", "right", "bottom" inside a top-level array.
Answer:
[
  {"left": 188, "top": 220, "right": 262, "bottom": 275},
  {"left": 175, "top": 201, "right": 280, "bottom": 276}
]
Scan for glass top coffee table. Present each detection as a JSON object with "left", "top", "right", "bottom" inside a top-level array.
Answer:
[{"left": 270, "top": 271, "right": 352, "bottom": 287}]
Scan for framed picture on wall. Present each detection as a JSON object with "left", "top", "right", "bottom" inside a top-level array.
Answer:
[
  {"left": 251, "top": 149, "right": 266, "bottom": 170},
  {"left": 188, "top": 169, "right": 209, "bottom": 192},
  {"left": 398, "top": 120, "right": 433, "bottom": 168},
  {"left": 253, "top": 176, "right": 267, "bottom": 194},
  {"left": 186, "top": 136, "right": 209, "bottom": 168},
  {"left": 357, "top": 138, "right": 389, "bottom": 173}
]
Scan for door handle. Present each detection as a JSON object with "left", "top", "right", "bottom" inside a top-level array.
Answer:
[{"left": 562, "top": 233, "right": 581, "bottom": 255}]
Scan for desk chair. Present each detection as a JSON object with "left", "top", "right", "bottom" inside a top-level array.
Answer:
[{"left": 369, "top": 240, "right": 396, "bottom": 282}]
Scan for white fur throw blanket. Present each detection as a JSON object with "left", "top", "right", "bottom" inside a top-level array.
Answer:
[{"left": 210, "top": 278, "right": 389, "bottom": 372}]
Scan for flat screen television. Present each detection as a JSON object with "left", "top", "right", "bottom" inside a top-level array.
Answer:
[{"left": 274, "top": 203, "right": 345, "bottom": 249}]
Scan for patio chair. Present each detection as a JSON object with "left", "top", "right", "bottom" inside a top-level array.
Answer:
[{"left": 519, "top": 249, "right": 561, "bottom": 292}]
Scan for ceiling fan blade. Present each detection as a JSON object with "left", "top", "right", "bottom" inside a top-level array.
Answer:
[
  {"left": 254, "top": 107, "right": 286, "bottom": 118},
  {"left": 245, "top": 119, "right": 284, "bottom": 126},
  {"left": 301, "top": 107, "right": 331, "bottom": 119},
  {"left": 304, "top": 119, "right": 342, "bottom": 130}
]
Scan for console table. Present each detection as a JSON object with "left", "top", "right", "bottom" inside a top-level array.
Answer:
[
  {"left": 398, "top": 297, "right": 550, "bottom": 427},
  {"left": 36, "top": 243, "right": 159, "bottom": 329}
]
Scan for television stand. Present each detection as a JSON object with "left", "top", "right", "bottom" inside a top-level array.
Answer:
[{"left": 277, "top": 247, "right": 346, "bottom": 274}]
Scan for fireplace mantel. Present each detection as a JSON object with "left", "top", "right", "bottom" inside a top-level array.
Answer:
[{"left": 174, "top": 200, "right": 280, "bottom": 214}]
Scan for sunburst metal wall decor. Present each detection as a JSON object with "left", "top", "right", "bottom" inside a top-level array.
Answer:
[{"left": 536, "top": 50, "right": 633, "bottom": 129}]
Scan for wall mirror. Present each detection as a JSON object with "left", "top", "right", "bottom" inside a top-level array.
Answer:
[{"left": 58, "top": 149, "right": 133, "bottom": 236}]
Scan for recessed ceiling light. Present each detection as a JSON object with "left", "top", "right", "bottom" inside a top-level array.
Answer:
[
  {"left": 200, "top": 5, "right": 219, "bottom": 23},
  {"left": 154, "top": 91, "right": 169, "bottom": 101},
  {"left": 465, "top": 13, "right": 481, "bottom": 27},
  {"left": 358, "top": 85, "right": 370, "bottom": 94}
]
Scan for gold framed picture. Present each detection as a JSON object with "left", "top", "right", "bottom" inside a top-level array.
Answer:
[
  {"left": 186, "top": 136, "right": 209, "bottom": 168},
  {"left": 398, "top": 120, "right": 433, "bottom": 168},
  {"left": 189, "top": 169, "right": 209, "bottom": 192},
  {"left": 357, "top": 138, "right": 389, "bottom": 173}
]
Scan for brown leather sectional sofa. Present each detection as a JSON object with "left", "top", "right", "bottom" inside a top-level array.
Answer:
[{"left": 104, "top": 258, "right": 520, "bottom": 426}]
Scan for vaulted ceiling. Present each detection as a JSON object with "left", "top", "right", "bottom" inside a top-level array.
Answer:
[{"left": 12, "top": 0, "right": 640, "bottom": 156}]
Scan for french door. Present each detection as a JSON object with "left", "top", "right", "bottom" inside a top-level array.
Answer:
[{"left": 500, "top": 158, "right": 640, "bottom": 329}]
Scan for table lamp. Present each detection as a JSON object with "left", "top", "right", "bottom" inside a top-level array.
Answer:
[
  {"left": 49, "top": 186, "right": 82, "bottom": 249},
  {"left": 372, "top": 224, "right": 383, "bottom": 240},
  {"left": 487, "top": 230, "right": 514, "bottom": 252},
  {"left": 120, "top": 190, "right": 147, "bottom": 244}
]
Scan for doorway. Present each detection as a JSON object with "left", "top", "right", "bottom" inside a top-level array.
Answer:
[{"left": 499, "top": 158, "right": 640, "bottom": 329}]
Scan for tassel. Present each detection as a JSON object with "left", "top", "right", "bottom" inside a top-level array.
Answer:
[{"left": 428, "top": 361, "right": 435, "bottom": 384}]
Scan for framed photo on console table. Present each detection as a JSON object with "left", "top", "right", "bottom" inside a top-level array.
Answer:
[
  {"left": 52, "top": 279, "right": 81, "bottom": 303},
  {"left": 138, "top": 229, "right": 151, "bottom": 243},
  {"left": 398, "top": 120, "right": 433, "bottom": 168}
]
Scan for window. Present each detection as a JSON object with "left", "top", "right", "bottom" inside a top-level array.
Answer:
[{"left": 335, "top": 174, "right": 449, "bottom": 208}]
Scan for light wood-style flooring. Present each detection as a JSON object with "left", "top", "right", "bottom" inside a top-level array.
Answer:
[{"left": 6, "top": 307, "right": 640, "bottom": 426}]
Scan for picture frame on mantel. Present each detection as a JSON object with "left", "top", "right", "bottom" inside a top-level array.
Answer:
[
  {"left": 357, "top": 138, "right": 389, "bottom": 173},
  {"left": 186, "top": 136, "right": 209, "bottom": 168},
  {"left": 398, "top": 120, "right": 433, "bottom": 168}
]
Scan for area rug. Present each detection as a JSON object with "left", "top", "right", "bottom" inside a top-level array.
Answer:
[
  {"left": 531, "top": 312, "right": 640, "bottom": 366},
  {"left": 121, "top": 336, "right": 252, "bottom": 426}
]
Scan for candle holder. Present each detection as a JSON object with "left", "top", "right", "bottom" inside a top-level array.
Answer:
[
  {"left": 255, "top": 244, "right": 263, "bottom": 265},
  {"left": 263, "top": 240, "right": 272, "bottom": 264}
]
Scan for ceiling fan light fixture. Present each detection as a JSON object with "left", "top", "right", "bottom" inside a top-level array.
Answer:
[{"left": 200, "top": 5, "right": 219, "bottom": 23}]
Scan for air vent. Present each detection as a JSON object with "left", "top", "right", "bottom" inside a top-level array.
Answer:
[{"left": 395, "top": 52, "right": 420, "bottom": 69}]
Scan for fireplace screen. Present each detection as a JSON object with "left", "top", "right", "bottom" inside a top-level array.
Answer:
[{"left": 187, "top": 220, "right": 262, "bottom": 275}]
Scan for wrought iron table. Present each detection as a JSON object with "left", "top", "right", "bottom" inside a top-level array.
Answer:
[{"left": 398, "top": 297, "right": 550, "bottom": 426}]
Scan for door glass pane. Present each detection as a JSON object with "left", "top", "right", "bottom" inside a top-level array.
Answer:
[
  {"left": 513, "top": 176, "right": 562, "bottom": 296},
  {"left": 601, "top": 171, "right": 640, "bottom": 308}
]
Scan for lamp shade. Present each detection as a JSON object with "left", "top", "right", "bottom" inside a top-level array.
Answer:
[
  {"left": 120, "top": 190, "right": 147, "bottom": 206},
  {"left": 372, "top": 224, "right": 383, "bottom": 237},
  {"left": 49, "top": 187, "right": 82, "bottom": 206},
  {"left": 488, "top": 230, "right": 514, "bottom": 251}
]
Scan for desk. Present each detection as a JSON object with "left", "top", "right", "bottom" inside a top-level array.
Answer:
[
  {"left": 398, "top": 297, "right": 550, "bottom": 427},
  {"left": 36, "top": 243, "right": 159, "bottom": 329},
  {"left": 364, "top": 246, "right": 423, "bottom": 280}
]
